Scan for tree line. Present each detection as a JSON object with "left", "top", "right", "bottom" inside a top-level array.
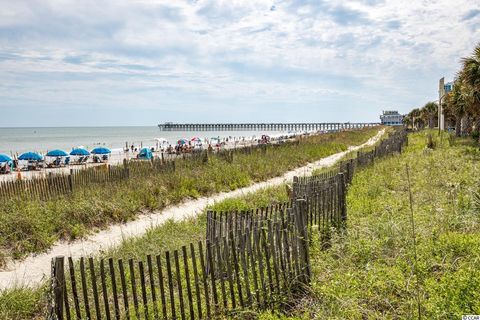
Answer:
[{"left": 403, "top": 43, "right": 480, "bottom": 137}]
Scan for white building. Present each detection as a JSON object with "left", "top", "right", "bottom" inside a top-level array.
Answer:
[{"left": 380, "top": 111, "right": 403, "bottom": 126}]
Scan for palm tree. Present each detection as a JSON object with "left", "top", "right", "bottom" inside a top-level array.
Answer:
[
  {"left": 461, "top": 43, "right": 480, "bottom": 135},
  {"left": 461, "top": 44, "right": 480, "bottom": 107},
  {"left": 403, "top": 114, "right": 412, "bottom": 128},
  {"left": 407, "top": 108, "right": 422, "bottom": 130},
  {"left": 403, "top": 42, "right": 480, "bottom": 137},
  {"left": 442, "top": 97, "right": 455, "bottom": 130},
  {"left": 422, "top": 102, "right": 438, "bottom": 129},
  {"left": 445, "top": 81, "right": 469, "bottom": 136}
]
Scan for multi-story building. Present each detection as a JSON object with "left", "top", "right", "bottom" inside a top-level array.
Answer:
[
  {"left": 380, "top": 110, "right": 404, "bottom": 126},
  {"left": 444, "top": 81, "right": 454, "bottom": 94}
]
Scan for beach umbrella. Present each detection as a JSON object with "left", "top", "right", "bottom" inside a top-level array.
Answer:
[
  {"left": 18, "top": 152, "right": 43, "bottom": 161},
  {"left": 178, "top": 139, "right": 188, "bottom": 145},
  {"left": 70, "top": 148, "right": 90, "bottom": 156},
  {"left": 46, "top": 149, "right": 69, "bottom": 157},
  {"left": 0, "top": 154, "right": 12, "bottom": 163},
  {"left": 91, "top": 147, "right": 111, "bottom": 155},
  {"left": 191, "top": 137, "right": 202, "bottom": 142},
  {"left": 139, "top": 147, "right": 153, "bottom": 160}
]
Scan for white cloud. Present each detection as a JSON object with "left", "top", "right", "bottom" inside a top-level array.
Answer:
[{"left": 0, "top": 0, "right": 479, "bottom": 125}]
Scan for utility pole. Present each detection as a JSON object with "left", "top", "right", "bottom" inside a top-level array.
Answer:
[{"left": 438, "top": 77, "right": 445, "bottom": 133}]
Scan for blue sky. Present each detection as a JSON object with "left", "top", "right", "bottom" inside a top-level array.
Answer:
[{"left": 0, "top": 0, "right": 479, "bottom": 127}]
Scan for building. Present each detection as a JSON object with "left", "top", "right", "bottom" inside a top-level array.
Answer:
[
  {"left": 444, "top": 81, "right": 454, "bottom": 94},
  {"left": 380, "top": 110, "right": 404, "bottom": 126}
]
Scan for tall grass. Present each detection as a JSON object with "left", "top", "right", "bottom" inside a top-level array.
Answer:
[
  {"left": 105, "top": 185, "right": 289, "bottom": 261},
  {"left": 286, "top": 130, "right": 480, "bottom": 319},
  {"left": 0, "top": 128, "right": 380, "bottom": 264},
  {"left": 0, "top": 185, "right": 290, "bottom": 320}
]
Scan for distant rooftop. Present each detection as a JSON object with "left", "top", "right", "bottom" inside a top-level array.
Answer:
[
  {"left": 380, "top": 110, "right": 403, "bottom": 126},
  {"left": 382, "top": 110, "right": 400, "bottom": 115}
]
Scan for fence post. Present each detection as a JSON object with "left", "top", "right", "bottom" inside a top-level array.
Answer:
[
  {"left": 123, "top": 159, "right": 130, "bottom": 179},
  {"left": 50, "top": 256, "right": 65, "bottom": 320},
  {"left": 294, "top": 199, "right": 311, "bottom": 287},
  {"left": 292, "top": 176, "right": 299, "bottom": 200},
  {"left": 205, "top": 210, "right": 214, "bottom": 275},
  {"left": 339, "top": 173, "right": 347, "bottom": 226},
  {"left": 68, "top": 169, "right": 74, "bottom": 193}
]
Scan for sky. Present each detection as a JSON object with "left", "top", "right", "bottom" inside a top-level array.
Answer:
[{"left": 0, "top": 0, "right": 479, "bottom": 127}]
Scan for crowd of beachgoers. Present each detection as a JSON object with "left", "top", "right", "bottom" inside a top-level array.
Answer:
[{"left": 0, "top": 131, "right": 318, "bottom": 181}]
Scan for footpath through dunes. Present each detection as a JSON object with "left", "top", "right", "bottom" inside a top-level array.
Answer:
[
  {"left": 0, "top": 128, "right": 382, "bottom": 264},
  {"left": 0, "top": 129, "right": 385, "bottom": 290}
]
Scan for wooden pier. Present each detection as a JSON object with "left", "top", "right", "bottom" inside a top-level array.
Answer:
[{"left": 158, "top": 122, "right": 378, "bottom": 131}]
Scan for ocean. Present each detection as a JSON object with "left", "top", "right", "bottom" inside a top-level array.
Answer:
[{"left": 0, "top": 126, "right": 288, "bottom": 155}]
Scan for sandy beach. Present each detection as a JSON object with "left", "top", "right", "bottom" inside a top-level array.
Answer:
[
  {"left": 0, "top": 129, "right": 384, "bottom": 290},
  {"left": 0, "top": 132, "right": 320, "bottom": 183}
]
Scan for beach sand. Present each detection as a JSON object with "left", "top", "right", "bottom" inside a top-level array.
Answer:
[
  {"left": 0, "top": 129, "right": 384, "bottom": 290},
  {"left": 0, "top": 139, "right": 259, "bottom": 182}
]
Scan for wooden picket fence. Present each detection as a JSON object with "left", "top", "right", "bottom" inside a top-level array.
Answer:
[
  {"left": 327, "top": 127, "right": 407, "bottom": 191},
  {"left": 47, "top": 127, "right": 408, "bottom": 319},
  {"left": 49, "top": 200, "right": 313, "bottom": 320},
  {"left": 0, "top": 160, "right": 175, "bottom": 201},
  {"left": 0, "top": 127, "right": 384, "bottom": 202}
]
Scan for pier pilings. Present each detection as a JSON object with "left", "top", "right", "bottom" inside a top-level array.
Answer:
[{"left": 158, "top": 122, "right": 378, "bottom": 132}]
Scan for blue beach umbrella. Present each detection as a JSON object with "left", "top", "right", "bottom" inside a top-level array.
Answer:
[
  {"left": 139, "top": 148, "right": 153, "bottom": 160},
  {"left": 46, "top": 149, "right": 69, "bottom": 157},
  {"left": 0, "top": 154, "right": 12, "bottom": 163},
  {"left": 70, "top": 148, "right": 90, "bottom": 156},
  {"left": 18, "top": 152, "right": 43, "bottom": 161},
  {"left": 91, "top": 147, "right": 111, "bottom": 155}
]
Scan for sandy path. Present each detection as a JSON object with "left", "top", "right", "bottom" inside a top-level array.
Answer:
[{"left": 0, "top": 129, "right": 384, "bottom": 290}]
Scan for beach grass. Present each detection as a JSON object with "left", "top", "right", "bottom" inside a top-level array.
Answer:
[
  {"left": 0, "top": 185, "right": 290, "bottom": 320},
  {"left": 0, "top": 285, "right": 48, "bottom": 320},
  {"left": 279, "top": 130, "right": 480, "bottom": 318},
  {"left": 104, "top": 184, "right": 289, "bottom": 261},
  {"left": 0, "top": 127, "right": 380, "bottom": 264},
  {"left": 12, "top": 129, "right": 479, "bottom": 319}
]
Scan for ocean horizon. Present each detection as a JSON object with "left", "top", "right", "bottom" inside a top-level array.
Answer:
[{"left": 0, "top": 126, "right": 290, "bottom": 155}]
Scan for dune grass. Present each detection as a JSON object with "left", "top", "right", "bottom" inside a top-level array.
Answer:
[
  {"left": 105, "top": 185, "right": 290, "bottom": 261},
  {"left": 0, "top": 185, "right": 290, "bottom": 320},
  {"left": 0, "top": 285, "right": 48, "bottom": 320},
  {"left": 0, "top": 127, "right": 380, "bottom": 265},
  {"left": 0, "top": 128, "right": 379, "bottom": 320},
  {"left": 24, "top": 128, "right": 474, "bottom": 320},
  {"left": 283, "top": 130, "right": 480, "bottom": 319}
]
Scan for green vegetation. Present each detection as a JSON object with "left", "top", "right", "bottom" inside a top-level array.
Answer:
[
  {"left": 8, "top": 129, "right": 480, "bottom": 319},
  {"left": 286, "top": 130, "right": 480, "bottom": 319},
  {"left": 404, "top": 42, "right": 480, "bottom": 138},
  {"left": 0, "top": 185, "right": 290, "bottom": 320},
  {"left": 0, "top": 285, "right": 48, "bottom": 320},
  {"left": 0, "top": 128, "right": 379, "bottom": 264},
  {"left": 106, "top": 185, "right": 289, "bottom": 261}
]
